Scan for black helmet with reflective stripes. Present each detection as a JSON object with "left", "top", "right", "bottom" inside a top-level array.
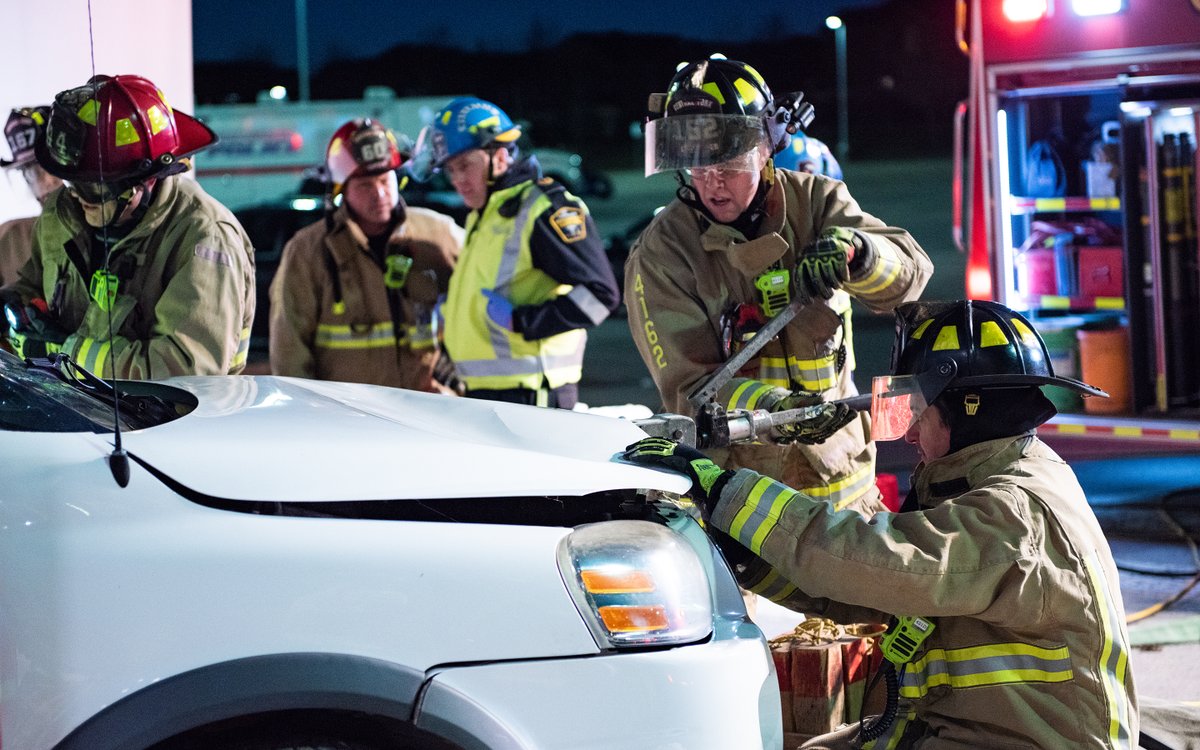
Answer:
[{"left": 891, "top": 299, "right": 1107, "bottom": 405}]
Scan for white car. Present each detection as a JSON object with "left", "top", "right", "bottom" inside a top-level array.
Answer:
[{"left": 0, "top": 351, "right": 782, "bottom": 750}]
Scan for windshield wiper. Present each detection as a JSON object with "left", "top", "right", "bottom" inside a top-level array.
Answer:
[{"left": 25, "top": 353, "right": 179, "bottom": 429}]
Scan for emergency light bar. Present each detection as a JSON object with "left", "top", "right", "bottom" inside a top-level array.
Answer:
[
  {"left": 1070, "top": 0, "right": 1124, "bottom": 17},
  {"left": 1003, "top": 0, "right": 1124, "bottom": 23},
  {"left": 1003, "top": 0, "right": 1049, "bottom": 22}
]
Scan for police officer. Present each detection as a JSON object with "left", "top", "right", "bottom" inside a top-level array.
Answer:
[
  {"left": 0, "top": 107, "right": 62, "bottom": 286},
  {"left": 1, "top": 74, "right": 255, "bottom": 377},
  {"left": 269, "top": 118, "right": 463, "bottom": 391},
  {"left": 410, "top": 97, "right": 620, "bottom": 409},
  {"left": 627, "top": 54, "right": 932, "bottom": 517},
  {"left": 623, "top": 299, "right": 1137, "bottom": 749}
]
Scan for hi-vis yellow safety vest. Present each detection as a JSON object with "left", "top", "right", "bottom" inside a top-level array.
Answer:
[{"left": 444, "top": 180, "right": 585, "bottom": 391}]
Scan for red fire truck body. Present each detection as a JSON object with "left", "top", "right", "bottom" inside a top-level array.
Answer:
[{"left": 956, "top": 0, "right": 1200, "bottom": 456}]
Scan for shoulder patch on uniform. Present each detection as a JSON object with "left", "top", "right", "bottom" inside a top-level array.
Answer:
[
  {"left": 548, "top": 205, "right": 587, "bottom": 243},
  {"left": 195, "top": 243, "right": 233, "bottom": 268}
]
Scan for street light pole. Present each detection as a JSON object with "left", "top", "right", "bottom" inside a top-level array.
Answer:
[
  {"left": 826, "top": 15, "right": 849, "bottom": 163},
  {"left": 295, "top": 0, "right": 311, "bottom": 102}
]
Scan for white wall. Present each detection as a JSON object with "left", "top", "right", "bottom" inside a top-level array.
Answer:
[{"left": 0, "top": 0, "right": 194, "bottom": 223}]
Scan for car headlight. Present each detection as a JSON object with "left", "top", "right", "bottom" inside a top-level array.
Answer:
[{"left": 558, "top": 519, "right": 713, "bottom": 649}]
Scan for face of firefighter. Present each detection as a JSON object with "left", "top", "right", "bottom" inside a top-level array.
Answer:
[
  {"left": 905, "top": 402, "right": 952, "bottom": 463},
  {"left": 71, "top": 182, "right": 148, "bottom": 229},
  {"left": 21, "top": 163, "right": 63, "bottom": 206},
  {"left": 343, "top": 170, "right": 399, "bottom": 236},
  {"left": 690, "top": 163, "right": 761, "bottom": 224},
  {"left": 445, "top": 147, "right": 511, "bottom": 210}
]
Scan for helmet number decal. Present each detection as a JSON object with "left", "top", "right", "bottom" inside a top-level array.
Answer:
[{"left": 548, "top": 206, "right": 587, "bottom": 243}]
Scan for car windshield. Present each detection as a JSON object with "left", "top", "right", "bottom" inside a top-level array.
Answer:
[{"left": 0, "top": 350, "right": 144, "bottom": 433}]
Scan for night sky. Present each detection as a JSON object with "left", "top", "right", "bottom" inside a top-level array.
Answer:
[{"left": 193, "top": 0, "right": 885, "bottom": 69}]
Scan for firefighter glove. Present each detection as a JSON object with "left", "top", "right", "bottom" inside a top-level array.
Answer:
[
  {"left": 795, "top": 227, "right": 862, "bottom": 302},
  {"left": 772, "top": 390, "right": 858, "bottom": 445},
  {"left": 4, "top": 298, "right": 69, "bottom": 344},
  {"left": 621, "top": 437, "right": 733, "bottom": 518},
  {"left": 482, "top": 289, "right": 514, "bottom": 331}
]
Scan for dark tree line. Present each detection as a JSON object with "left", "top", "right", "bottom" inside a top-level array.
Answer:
[{"left": 194, "top": 0, "right": 965, "bottom": 164}]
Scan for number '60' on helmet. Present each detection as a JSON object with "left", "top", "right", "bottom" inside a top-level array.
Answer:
[
  {"left": 870, "top": 300, "right": 1107, "bottom": 440},
  {"left": 34, "top": 74, "right": 216, "bottom": 186},
  {"left": 325, "top": 118, "right": 410, "bottom": 196}
]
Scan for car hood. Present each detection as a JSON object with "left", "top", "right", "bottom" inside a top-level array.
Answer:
[{"left": 122, "top": 375, "right": 690, "bottom": 502}]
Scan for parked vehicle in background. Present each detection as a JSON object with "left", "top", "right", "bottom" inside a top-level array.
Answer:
[
  {"left": 0, "top": 349, "right": 783, "bottom": 750},
  {"left": 194, "top": 88, "right": 613, "bottom": 212},
  {"left": 955, "top": 0, "right": 1200, "bottom": 458}
]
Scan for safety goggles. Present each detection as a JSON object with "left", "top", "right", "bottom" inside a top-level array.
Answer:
[
  {"left": 870, "top": 374, "right": 929, "bottom": 441},
  {"left": 644, "top": 113, "right": 770, "bottom": 177},
  {"left": 65, "top": 179, "right": 131, "bottom": 204}
]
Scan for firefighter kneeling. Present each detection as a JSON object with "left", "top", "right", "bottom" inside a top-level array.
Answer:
[{"left": 624, "top": 299, "right": 1137, "bottom": 749}]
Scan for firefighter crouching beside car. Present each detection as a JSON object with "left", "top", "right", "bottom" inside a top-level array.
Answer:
[
  {"left": 0, "top": 74, "right": 255, "bottom": 377},
  {"left": 624, "top": 299, "right": 1137, "bottom": 749},
  {"left": 269, "top": 118, "right": 463, "bottom": 392},
  {"left": 626, "top": 54, "right": 932, "bottom": 520},
  {"left": 409, "top": 97, "right": 620, "bottom": 409}
]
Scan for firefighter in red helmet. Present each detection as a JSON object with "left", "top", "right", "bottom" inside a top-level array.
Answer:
[
  {"left": 0, "top": 74, "right": 256, "bottom": 377},
  {"left": 269, "top": 118, "right": 462, "bottom": 391}
]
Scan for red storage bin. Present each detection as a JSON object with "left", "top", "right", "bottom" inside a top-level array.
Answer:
[
  {"left": 1077, "top": 246, "right": 1124, "bottom": 297},
  {"left": 1018, "top": 248, "right": 1058, "bottom": 297}
]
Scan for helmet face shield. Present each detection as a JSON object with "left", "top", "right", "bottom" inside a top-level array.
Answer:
[
  {"left": 871, "top": 374, "right": 929, "bottom": 442},
  {"left": 407, "top": 124, "right": 447, "bottom": 182},
  {"left": 644, "top": 114, "right": 770, "bottom": 176}
]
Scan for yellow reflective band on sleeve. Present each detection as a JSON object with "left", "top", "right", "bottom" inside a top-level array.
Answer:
[
  {"left": 113, "top": 118, "right": 140, "bottom": 147},
  {"left": 797, "top": 463, "right": 877, "bottom": 512},
  {"left": 1084, "top": 551, "right": 1135, "bottom": 749},
  {"left": 931, "top": 325, "right": 960, "bottom": 352},
  {"left": 843, "top": 242, "right": 903, "bottom": 295},
  {"left": 728, "top": 380, "right": 776, "bottom": 411},
  {"left": 979, "top": 320, "right": 1009, "bottom": 348},
  {"left": 728, "top": 476, "right": 798, "bottom": 555},
  {"left": 899, "top": 642, "right": 1074, "bottom": 700},
  {"left": 767, "top": 353, "right": 840, "bottom": 392},
  {"left": 314, "top": 322, "right": 399, "bottom": 350},
  {"left": 749, "top": 567, "right": 799, "bottom": 602},
  {"left": 861, "top": 708, "right": 916, "bottom": 750}
]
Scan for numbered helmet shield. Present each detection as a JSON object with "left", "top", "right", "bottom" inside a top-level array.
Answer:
[
  {"left": 644, "top": 113, "right": 770, "bottom": 176},
  {"left": 1, "top": 107, "right": 49, "bottom": 170},
  {"left": 35, "top": 74, "right": 216, "bottom": 184},
  {"left": 325, "top": 119, "right": 406, "bottom": 194}
]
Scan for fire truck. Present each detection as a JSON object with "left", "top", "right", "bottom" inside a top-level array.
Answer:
[{"left": 955, "top": 0, "right": 1200, "bottom": 456}]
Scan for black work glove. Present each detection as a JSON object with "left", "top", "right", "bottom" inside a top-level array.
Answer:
[
  {"left": 772, "top": 390, "right": 858, "bottom": 445},
  {"left": 795, "top": 227, "right": 862, "bottom": 303},
  {"left": 621, "top": 437, "right": 733, "bottom": 519},
  {"left": 4, "top": 299, "right": 69, "bottom": 344}
]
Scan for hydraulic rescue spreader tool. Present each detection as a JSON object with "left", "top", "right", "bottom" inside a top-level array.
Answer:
[{"left": 635, "top": 289, "right": 870, "bottom": 448}]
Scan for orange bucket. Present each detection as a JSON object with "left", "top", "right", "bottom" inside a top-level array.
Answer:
[{"left": 1076, "top": 326, "right": 1132, "bottom": 414}]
